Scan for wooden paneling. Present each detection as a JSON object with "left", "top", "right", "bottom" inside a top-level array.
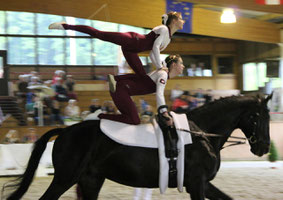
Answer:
[
  {"left": 74, "top": 83, "right": 107, "bottom": 91},
  {"left": 0, "top": 0, "right": 164, "bottom": 29},
  {"left": 9, "top": 66, "right": 36, "bottom": 80},
  {"left": 38, "top": 67, "right": 65, "bottom": 80},
  {"left": 165, "top": 77, "right": 236, "bottom": 90},
  {"left": 67, "top": 67, "right": 92, "bottom": 80},
  {"left": 238, "top": 41, "right": 280, "bottom": 63},
  {"left": 214, "top": 42, "right": 237, "bottom": 52},
  {"left": 192, "top": 8, "right": 280, "bottom": 44},
  {"left": 165, "top": 38, "right": 237, "bottom": 54},
  {"left": 165, "top": 41, "right": 214, "bottom": 54},
  {"left": 214, "top": 77, "right": 237, "bottom": 90},
  {"left": 183, "top": 0, "right": 283, "bottom": 14}
]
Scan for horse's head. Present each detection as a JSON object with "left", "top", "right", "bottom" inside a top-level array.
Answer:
[{"left": 238, "top": 93, "right": 273, "bottom": 157}]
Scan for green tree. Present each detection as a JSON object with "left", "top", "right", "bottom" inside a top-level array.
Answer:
[
  {"left": 93, "top": 21, "right": 118, "bottom": 65},
  {"left": 268, "top": 140, "right": 279, "bottom": 162},
  {"left": 37, "top": 13, "right": 65, "bottom": 65},
  {"left": 0, "top": 11, "right": 5, "bottom": 34}
]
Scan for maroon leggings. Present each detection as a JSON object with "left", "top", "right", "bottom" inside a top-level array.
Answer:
[
  {"left": 62, "top": 24, "right": 156, "bottom": 76},
  {"left": 99, "top": 74, "right": 156, "bottom": 124}
]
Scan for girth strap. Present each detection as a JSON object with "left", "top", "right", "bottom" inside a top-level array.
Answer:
[{"left": 156, "top": 111, "right": 179, "bottom": 187}]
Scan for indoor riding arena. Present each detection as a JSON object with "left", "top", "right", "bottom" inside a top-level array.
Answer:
[{"left": 0, "top": 0, "right": 283, "bottom": 200}]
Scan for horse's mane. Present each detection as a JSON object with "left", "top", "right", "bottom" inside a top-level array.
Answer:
[{"left": 188, "top": 95, "right": 260, "bottom": 118}]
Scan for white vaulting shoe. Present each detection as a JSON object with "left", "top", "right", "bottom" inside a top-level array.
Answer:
[
  {"left": 108, "top": 74, "right": 116, "bottom": 93},
  {"left": 48, "top": 21, "right": 67, "bottom": 30}
]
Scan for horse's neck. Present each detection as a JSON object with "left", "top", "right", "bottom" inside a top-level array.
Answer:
[{"left": 189, "top": 102, "right": 243, "bottom": 151}]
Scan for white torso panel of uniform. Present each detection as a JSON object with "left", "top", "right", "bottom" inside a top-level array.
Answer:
[
  {"left": 148, "top": 69, "right": 168, "bottom": 111},
  {"left": 150, "top": 25, "right": 171, "bottom": 70}
]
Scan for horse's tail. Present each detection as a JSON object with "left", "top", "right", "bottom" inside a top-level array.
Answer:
[{"left": 3, "top": 128, "right": 63, "bottom": 200}]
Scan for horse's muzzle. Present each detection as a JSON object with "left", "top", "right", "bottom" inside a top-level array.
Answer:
[{"left": 251, "top": 142, "right": 270, "bottom": 157}]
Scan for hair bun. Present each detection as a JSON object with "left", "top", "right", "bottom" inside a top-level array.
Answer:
[{"left": 162, "top": 14, "right": 168, "bottom": 25}]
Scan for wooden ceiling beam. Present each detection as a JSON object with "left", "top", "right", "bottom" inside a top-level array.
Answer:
[
  {"left": 0, "top": 0, "right": 165, "bottom": 29},
  {"left": 192, "top": 8, "right": 280, "bottom": 44},
  {"left": 183, "top": 0, "right": 283, "bottom": 14},
  {"left": 255, "top": 13, "right": 283, "bottom": 21}
]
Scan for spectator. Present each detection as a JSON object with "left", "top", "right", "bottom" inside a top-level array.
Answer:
[
  {"left": 25, "top": 90, "right": 36, "bottom": 113},
  {"left": 64, "top": 99, "right": 81, "bottom": 119},
  {"left": 171, "top": 91, "right": 189, "bottom": 113},
  {"left": 141, "top": 105, "right": 154, "bottom": 117},
  {"left": 54, "top": 77, "right": 69, "bottom": 102},
  {"left": 170, "top": 83, "right": 183, "bottom": 101},
  {"left": 52, "top": 70, "right": 65, "bottom": 85},
  {"left": 89, "top": 99, "right": 101, "bottom": 113},
  {"left": 22, "top": 128, "right": 39, "bottom": 143},
  {"left": 44, "top": 80, "right": 53, "bottom": 88},
  {"left": 17, "top": 75, "right": 29, "bottom": 100},
  {"left": 187, "top": 63, "right": 202, "bottom": 77},
  {"left": 140, "top": 115, "right": 151, "bottom": 124},
  {"left": 51, "top": 100, "right": 64, "bottom": 125},
  {"left": 194, "top": 88, "right": 205, "bottom": 107},
  {"left": 186, "top": 94, "right": 198, "bottom": 111},
  {"left": 204, "top": 89, "right": 213, "bottom": 104},
  {"left": 28, "top": 76, "right": 41, "bottom": 86},
  {"left": 2, "top": 130, "right": 20, "bottom": 144},
  {"left": 194, "top": 88, "right": 204, "bottom": 99},
  {"left": 42, "top": 80, "right": 55, "bottom": 109},
  {"left": 140, "top": 105, "right": 154, "bottom": 124},
  {"left": 33, "top": 96, "right": 51, "bottom": 125},
  {"left": 29, "top": 71, "right": 41, "bottom": 82},
  {"left": 139, "top": 98, "right": 149, "bottom": 113},
  {"left": 65, "top": 75, "right": 77, "bottom": 99},
  {"left": 102, "top": 101, "right": 116, "bottom": 114}
]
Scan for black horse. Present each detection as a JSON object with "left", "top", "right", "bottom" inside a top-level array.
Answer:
[{"left": 4, "top": 95, "right": 272, "bottom": 200}]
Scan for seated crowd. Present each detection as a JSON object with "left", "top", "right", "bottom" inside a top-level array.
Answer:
[
  {"left": 170, "top": 85, "right": 213, "bottom": 113},
  {"left": 14, "top": 70, "right": 214, "bottom": 127}
]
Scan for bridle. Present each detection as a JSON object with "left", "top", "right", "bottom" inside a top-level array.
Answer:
[
  {"left": 176, "top": 128, "right": 247, "bottom": 149},
  {"left": 247, "top": 112, "right": 260, "bottom": 145},
  {"left": 176, "top": 111, "right": 262, "bottom": 149}
]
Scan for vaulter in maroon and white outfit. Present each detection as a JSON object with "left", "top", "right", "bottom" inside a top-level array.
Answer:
[
  {"left": 49, "top": 11, "right": 184, "bottom": 76},
  {"left": 49, "top": 12, "right": 185, "bottom": 125},
  {"left": 99, "top": 55, "right": 184, "bottom": 125}
]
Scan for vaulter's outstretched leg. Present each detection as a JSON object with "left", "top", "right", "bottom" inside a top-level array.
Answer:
[{"left": 49, "top": 22, "right": 147, "bottom": 75}]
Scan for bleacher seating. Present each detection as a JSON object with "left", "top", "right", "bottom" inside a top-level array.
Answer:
[{"left": 0, "top": 96, "right": 27, "bottom": 126}]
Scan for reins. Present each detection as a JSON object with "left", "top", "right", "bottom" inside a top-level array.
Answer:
[
  {"left": 176, "top": 128, "right": 247, "bottom": 149},
  {"left": 221, "top": 136, "right": 247, "bottom": 149}
]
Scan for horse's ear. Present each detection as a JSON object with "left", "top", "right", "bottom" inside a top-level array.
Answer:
[{"left": 264, "top": 92, "right": 273, "bottom": 104}]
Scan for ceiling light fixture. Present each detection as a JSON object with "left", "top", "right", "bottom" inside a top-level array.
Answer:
[{"left": 221, "top": 8, "right": 236, "bottom": 24}]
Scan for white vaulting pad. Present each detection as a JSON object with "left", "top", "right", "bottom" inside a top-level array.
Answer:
[
  {"left": 100, "top": 119, "right": 158, "bottom": 148},
  {"left": 100, "top": 113, "right": 192, "bottom": 148}
]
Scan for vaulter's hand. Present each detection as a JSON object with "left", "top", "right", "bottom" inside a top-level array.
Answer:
[{"left": 162, "top": 112, "right": 173, "bottom": 126}]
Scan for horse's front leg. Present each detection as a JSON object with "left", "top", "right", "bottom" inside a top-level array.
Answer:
[
  {"left": 185, "top": 174, "right": 206, "bottom": 200},
  {"left": 205, "top": 182, "right": 233, "bottom": 200}
]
